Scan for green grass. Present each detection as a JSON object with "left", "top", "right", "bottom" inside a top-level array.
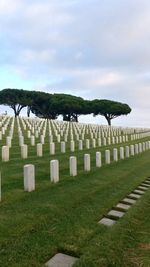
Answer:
[{"left": 0, "top": 120, "right": 150, "bottom": 267}]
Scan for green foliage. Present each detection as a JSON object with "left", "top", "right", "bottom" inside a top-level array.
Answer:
[
  {"left": 0, "top": 89, "right": 33, "bottom": 117},
  {"left": 0, "top": 89, "right": 132, "bottom": 124},
  {"left": 0, "top": 121, "right": 150, "bottom": 266},
  {"left": 53, "top": 94, "right": 91, "bottom": 122},
  {"left": 30, "top": 91, "right": 59, "bottom": 119},
  {"left": 92, "top": 99, "right": 132, "bottom": 125}
]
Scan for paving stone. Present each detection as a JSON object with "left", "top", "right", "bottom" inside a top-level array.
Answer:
[
  {"left": 138, "top": 186, "right": 148, "bottom": 191},
  {"left": 122, "top": 198, "right": 136, "bottom": 204},
  {"left": 98, "top": 217, "right": 116, "bottom": 226},
  {"left": 145, "top": 180, "right": 150, "bottom": 184},
  {"left": 107, "top": 209, "right": 125, "bottom": 218},
  {"left": 116, "top": 203, "right": 131, "bottom": 210},
  {"left": 45, "top": 253, "right": 78, "bottom": 267},
  {"left": 128, "top": 193, "right": 141, "bottom": 199},
  {"left": 141, "top": 183, "right": 150, "bottom": 187},
  {"left": 133, "top": 189, "right": 145, "bottom": 195}
]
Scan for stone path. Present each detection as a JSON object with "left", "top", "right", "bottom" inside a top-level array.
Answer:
[
  {"left": 45, "top": 253, "right": 78, "bottom": 267},
  {"left": 99, "top": 177, "right": 150, "bottom": 226},
  {"left": 44, "top": 178, "right": 150, "bottom": 266}
]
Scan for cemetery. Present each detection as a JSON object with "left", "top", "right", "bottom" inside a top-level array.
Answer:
[
  {"left": 0, "top": 114, "right": 150, "bottom": 266},
  {"left": 1, "top": 0, "right": 150, "bottom": 265}
]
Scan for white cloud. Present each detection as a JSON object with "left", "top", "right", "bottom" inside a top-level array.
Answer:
[
  {"left": 1, "top": 0, "right": 150, "bottom": 126},
  {"left": 0, "top": 0, "right": 21, "bottom": 13}
]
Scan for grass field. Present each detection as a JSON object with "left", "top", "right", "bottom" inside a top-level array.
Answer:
[{"left": 0, "top": 119, "right": 150, "bottom": 267}]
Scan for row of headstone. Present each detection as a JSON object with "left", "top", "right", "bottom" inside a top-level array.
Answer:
[
  {"left": 22, "top": 140, "right": 150, "bottom": 191},
  {"left": 1, "top": 138, "right": 150, "bottom": 162},
  {"left": 13, "top": 116, "right": 150, "bottom": 144}
]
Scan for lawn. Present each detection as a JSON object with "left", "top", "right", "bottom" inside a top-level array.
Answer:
[{"left": 0, "top": 119, "right": 150, "bottom": 267}]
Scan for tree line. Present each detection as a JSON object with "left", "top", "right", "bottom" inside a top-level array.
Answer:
[{"left": 0, "top": 88, "right": 131, "bottom": 125}]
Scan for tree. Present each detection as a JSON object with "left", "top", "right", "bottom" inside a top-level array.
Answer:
[
  {"left": 0, "top": 89, "right": 31, "bottom": 117},
  {"left": 30, "top": 92, "right": 59, "bottom": 119},
  {"left": 92, "top": 99, "right": 131, "bottom": 126},
  {"left": 53, "top": 94, "right": 91, "bottom": 122}
]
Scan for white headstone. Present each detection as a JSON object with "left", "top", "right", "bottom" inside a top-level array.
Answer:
[
  {"left": 70, "top": 141, "right": 75, "bottom": 152},
  {"left": 70, "top": 156, "right": 77, "bottom": 176},
  {"left": 50, "top": 142, "right": 55, "bottom": 155},
  {"left": 24, "top": 164, "right": 35, "bottom": 192},
  {"left": 113, "top": 148, "right": 118, "bottom": 161},
  {"left": 84, "top": 154, "right": 91, "bottom": 171},
  {"left": 96, "top": 152, "right": 102, "bottom": 167},
  {"left": 50, "top": 160, "right": 59, "bottom": 183},
  {"left": 37, "top": 143, "right": 43, "bottom": 157},
  {"left": 61, "top": 141, "right": 66, "bottom": 153},
  {"left": 120, "top": 147, "right": 124, "bottom": 159},
  {"left": 125, "top": 146, "right": 130, "bottom": 158},
  {"left": 21, "top": 144, "right": 28, "bottom": 159},
  {"left": 2, "top": 146, "right": 9, "bottom": 162},
  {"left": 105, "top": 150, "right": 110, "bottom": 164}
]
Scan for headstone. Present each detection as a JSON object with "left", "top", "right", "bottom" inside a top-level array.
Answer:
[
  {"left": 45, "top": 253, "right": 78, "bottom": 267},
  {"left": 70, "top": 141, "right": 75, "bottom": 152},
  {"left": 96, "top": 152, "right": 102, "bottom": 167},
  {"left": 84, "top": 154, "right": 91, "bottom": 171},
  {"left": 61, "top": 142, "right": 66, "bottom": 153},
  {"left": 21, "top": 144, "right": 28, "bottom": 159},
  {"left": 24, "top": 164, "right": 35, "bottom": 192},
  {"left": 50, "top": 160, "right": 59, "bottom": 183},
  {"left": 37, "top": 143, "right": 43, "bottom": 157},
  {"left": 70, "top": 156, "right": 77, "bottom": 176},
  {"left": 130, "top": 145, "right": 134, "bottom": 156},
  {"left": 98, "top": 217, "right": 116, "bottom": 226},
  {"left": 31, "top": 135, "right": 35, "bottom": 146},
  {"left": 105, "top": 150, "right": 110, "bottom": 164},
  {"left": 50, "top": 143, "right": 55, "bottom": 155},
  {"left": 125, "top": 146, "right": 130, "bottom": 158},
  {"left": 79, "top": 140, "right": 83, "bottom": 150},
  {"left": 113, "top": 148, "right": 118, "bottom": 161},
  {"left": 2, "top": 146, "right": 9, "bottom": 162},
  {"left": 120, "top": 147, "right": 124, "bottom": 159},
  {"left": 107, "top": 209, "right": 124, "bottom": 218},
  {"left": 116, "top": 203, "right": 130, "bottom": 210}
]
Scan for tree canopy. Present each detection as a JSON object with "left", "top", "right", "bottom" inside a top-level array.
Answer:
[
  {"left": 0, "top": 89, "right": 32, "bottom": 117},
  {"left": 0, "top": 88, "right": 132, "bottom": 125},
  {"left": 92, "top": 99, "right": 131, "bottom": 125}
]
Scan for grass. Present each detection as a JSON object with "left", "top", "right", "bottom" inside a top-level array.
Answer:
[{"left": 0, "top": 119, "right": 150, "bottom": 267}]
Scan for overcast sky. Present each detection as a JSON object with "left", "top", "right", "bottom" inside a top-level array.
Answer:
[{"left": 0, "top": 0, "right": 150, "bottom": 127}]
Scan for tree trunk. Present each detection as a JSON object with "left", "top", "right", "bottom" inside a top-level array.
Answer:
[
  {"left": 105, "top": 116, "right": 111, "bottom": 126},
  {"left": 63, "top": 114, "right": 71, "bottom": 121},
  {"left": 27, "top": 106, "right": 31, "bottom": 117},
  {"left": 74, "top": 114, "right": 78, "bottom": 122},
  {"left": 13, "top": 107, "right": 18, "bottom": 117}
]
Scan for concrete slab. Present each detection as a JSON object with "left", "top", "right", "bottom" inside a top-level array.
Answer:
[
  {"left": 107, "top": 209, "right": 125, "bottom": 218},
  {"left": 116, "top": 203, "right": 131, "bottom": 210},
  {"left": 128, "top": 193, "right": 141, "bottom": 199},
  {"left": 141, "top": 183, "right": 150, "bottom": 187},
  {"left": 137, "top": 186, "right": 148, "bottom": 191},
  {"left": 45, "top": 253, "right": 78, "bottom": 267},
  {"left": 98, "top": 217, "right": 116, "bottom": 226},
  {"left": 122, "top": 198, "right": 136, "bottom": 204},
  {"left": 145, "top": 180, "right": 150, "bottom": 184},
  {"left": 133, "top": 189, "right": 145, "bottom": 195}
]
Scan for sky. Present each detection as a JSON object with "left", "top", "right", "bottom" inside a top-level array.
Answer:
[{"left": 0, "top": 0, "right": 150, "bottom": 127}]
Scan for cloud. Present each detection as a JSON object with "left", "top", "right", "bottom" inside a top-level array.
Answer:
[
  {"left": 1, "top": 0, "right": 150, "bottom": 126},
  {"left": 0, "top": 0, "right": 21, "bottom": 13}
]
